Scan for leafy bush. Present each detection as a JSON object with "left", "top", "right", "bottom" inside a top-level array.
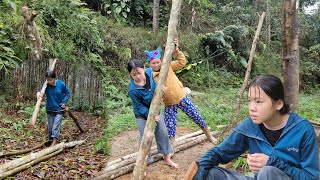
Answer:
[
  {"left": 200, "top": 25, "right": 252, "bottom": 73},
  {"left": 301, "top": 45, "right": 320, "bottom": 90}
]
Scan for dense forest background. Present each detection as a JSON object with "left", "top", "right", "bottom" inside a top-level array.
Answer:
[{"left": 0, "top": 0, "right": 319, "bottom": 152}]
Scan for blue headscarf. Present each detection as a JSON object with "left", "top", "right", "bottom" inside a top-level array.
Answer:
[{"left": 144, "top": 47, "right": 162, "bottom": 62}]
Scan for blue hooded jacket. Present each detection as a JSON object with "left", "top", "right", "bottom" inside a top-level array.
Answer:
[
  {"left": 128, "top": 68, "right": 156, "bottom": 119},
  {"left": 45, "top": 79, "right": 70, "bottom": 112},
  {"left": 195, "top": 112, "right": 319, "bottom": 180}
]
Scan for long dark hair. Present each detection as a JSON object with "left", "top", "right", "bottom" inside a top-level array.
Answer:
[
  {"left": 248, "top": 74, "right": 289, "bottom": 114},
  {"left": 127, "top": 59, "right": 144, "bottom": 73}
]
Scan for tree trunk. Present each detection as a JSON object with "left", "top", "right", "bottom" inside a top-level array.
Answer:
[
  {"left": 222, "top": 12, "right": 265, "bottom": 136},
  {"left": 130, "top": 0, "right": 182, "bottom": 179},
  {"left": 152, "top": 0, "right": 160, "bottom": 33},
  {"left": 22, "top": 6, "right": 42, "bottom": 61},
  {"left": 266, "top": 0, "right": 271, "bottom": 52},
  {"left": 282, "top": 0, "right": 300, "bottom": 112}
]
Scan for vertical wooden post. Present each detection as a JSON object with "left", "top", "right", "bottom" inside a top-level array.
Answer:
[
  {"left": 130, "top": 0, "right": 182, "bottom": 179},
  {"left": 221, "top": 12, "right": 266, "bottom": 136}
]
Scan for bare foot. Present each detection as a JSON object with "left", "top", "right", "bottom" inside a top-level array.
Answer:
[
  {"left": 50, "top": 138, "right": 57, "bottom": 147},
  {"left": 163, "top": 155, "right": 179, "bottom": 169}
]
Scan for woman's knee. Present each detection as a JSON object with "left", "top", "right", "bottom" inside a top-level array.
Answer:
[
  {"left": 206, "top": 168, "right": 225, "bottom": 180},
  {"left": 257, "top": 166, "right": 290, "bottom": 180}
]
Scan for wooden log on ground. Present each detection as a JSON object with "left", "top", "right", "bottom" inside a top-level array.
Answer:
[
  {"left": 65, "top": 107, "right": 85, "bottom": 133},
  {"left": 95, "top": 134, "right": 208, "bottom": 179},
  {"left": 0, "top": 141, "right": 47, "bottom": 158},
  {"left": 0, "top": 140, "right": 84, "bottom": 175},
  {"left": 103, "top": 131, "right": 210, "bottom": 172},
  {"left": 30, "top": 59, "right": 57, "bottom": 126},
  {"left": 0, "top": 148, "right": 63, "bottom": 179}
]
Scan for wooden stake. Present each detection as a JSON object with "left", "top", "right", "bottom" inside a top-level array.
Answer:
[
  {"left": 65, "top": 107, "right": 85, "bottom": 133},
  {"left": 222, "top": 12, "right": 266, "bottom": 136}
]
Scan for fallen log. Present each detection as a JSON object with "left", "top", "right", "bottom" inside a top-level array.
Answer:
[
  {"left": 0, "top": 148, "right": 63, "bottom": 179},
  {"left": 103, "top": 131, "right": 211, "bottom": 172},
  {"left": 65, "top": 107, "right": 85, "bottom": 133},
  {"left": 95, "top": 134, "right": 208, "bottom": 179},
  {"left": 0, "top": 141, "right": 47, "bottom": 158},
  {"left": 0, "top": 140, "right": 84, "bottom": 176}
]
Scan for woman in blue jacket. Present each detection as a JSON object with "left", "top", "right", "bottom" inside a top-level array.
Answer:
[
  {"left": 127, "top": 59, "right": 179, "bottom": 169},
  {"left": 194, "top": 74, "right": 319, "bottom": 180},
  {"left": 37, "top": 71, "right": 70, "bottom": 147}
]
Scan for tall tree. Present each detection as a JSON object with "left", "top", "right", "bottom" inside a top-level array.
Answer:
[
  {"left": 282, "top": 0, "right": 300, "bottom": 111},
  {"left": 152, "top": 0, "right": 160, "bottom": 33}
]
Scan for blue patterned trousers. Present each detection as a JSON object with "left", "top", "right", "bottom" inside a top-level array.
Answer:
[{"left": 164, "top": 96, "right": 207, "bottom": 138}]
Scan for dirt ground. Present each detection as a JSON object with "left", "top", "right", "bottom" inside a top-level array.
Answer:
[
  {"left": 108, "top": 127, "right": 215, "bottom": 180},
  {"left": 0, "top": 110, "right": 215, "bottom": 179}
]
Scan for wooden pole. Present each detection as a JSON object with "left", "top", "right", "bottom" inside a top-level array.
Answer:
[
  {"left": 221, "top": 12, "right": 266, "bottom": 136},
  {"left": 30, "top": 59, "right": 57, "bottom": 126},
  {"left": 130, "top": 0, "right": 182, "bottom": 179},
  {"left": 65, "top": 107, "right": 85, "bottom": 133}
]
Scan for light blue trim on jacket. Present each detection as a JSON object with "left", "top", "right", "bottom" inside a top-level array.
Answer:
[
  {"left": 195, "top": 112, "right": 319, "bottom": 180},
  {"left": 128, "top": 68, "right": 156, "bottom": 119}
]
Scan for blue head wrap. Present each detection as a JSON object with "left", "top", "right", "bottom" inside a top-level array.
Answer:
[{"left": 144, "top": 47, "right": 162, "bottom": 62}]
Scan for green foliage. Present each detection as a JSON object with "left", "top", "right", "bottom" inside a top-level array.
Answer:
[
  {"left": 0, "top": 1, "right": 22, "bottom": 73},
  {"left": 298, "top": 93, "right": 320, "bottom": 122},
  {"left": 18, "top": 105, "right": 47, "bottom": 123},
  {"left": 232, "top": 157, "right": 250, "bottom": 174},
  {"left": 200, "top": 25, "right": 251, "bottom": 73},
  {"left": 101, "top": 0, "right": 130, "bottom": 21},
  {"left": 300, "top": 45, "right": 320, "bottom": 90}
]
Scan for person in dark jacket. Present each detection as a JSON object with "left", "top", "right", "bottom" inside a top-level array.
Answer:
[
  {"left": 128, "top": 59, "right": 179, "bottom": 169},
  {"left": 37, "top": 71, "right": 70, "bottom": 147},
  {"left": 194, "top": 74, "right": 319, "bottom": 180}
]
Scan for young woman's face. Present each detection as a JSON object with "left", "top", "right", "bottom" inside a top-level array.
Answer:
[
  {"left": 130, "top": 67, "right": 146, "bottom": 83},
  {"left": 149, "top": 58, "right": 162, "bottom": 72},
  {"left": 247, "top": 86, "right": 282, "bottom": 124}
]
